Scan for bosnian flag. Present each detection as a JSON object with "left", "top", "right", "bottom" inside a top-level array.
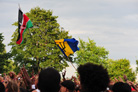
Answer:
[{"left": 16, "top": 9, "right": 33, "bottom": 45}]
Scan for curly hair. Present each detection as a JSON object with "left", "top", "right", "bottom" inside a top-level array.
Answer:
[{"left": 78, "top": 63, "right": 109, "bottom": 92}]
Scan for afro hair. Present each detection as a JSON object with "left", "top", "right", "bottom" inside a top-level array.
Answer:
[{"left": 78, "top": 63, "right": 109, "bottom": 92}]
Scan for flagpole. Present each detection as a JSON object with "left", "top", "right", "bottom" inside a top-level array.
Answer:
[
  {"left": 67, "top": 57, "right": 77, "bottom": 71},
  {"left": 18, "top": 3, "right": 21, "bottom": 9},
  {"left": 55, "top": 38, "right": 79, "bottom": 71}
]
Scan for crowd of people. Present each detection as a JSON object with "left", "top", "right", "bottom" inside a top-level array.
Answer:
[{"left": 0, "top": 62, "right": 137, "bottom": 92}]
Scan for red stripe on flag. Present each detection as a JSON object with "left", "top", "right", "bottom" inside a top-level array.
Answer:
[{"left": 16, "top": 14, "right": 29, "bottom": 44}]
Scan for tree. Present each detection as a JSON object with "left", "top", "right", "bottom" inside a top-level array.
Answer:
[
  {"left": 75, "top": 38, "right": 109, "bottom": 66},
  {"left": 0, "top": 33, "right": 12, "bottom": 73},
  {"left": 107, "top": 59, "right": 136, "bottom": 81},
  {"left": 136, "top": 60, "right": 138, "bottom": 74},
  {"left": 9, "top": 7, "right": 72, "bottom": 73},
  {"left": 3, "top": 60, "right": 16, "bottom": 73}
]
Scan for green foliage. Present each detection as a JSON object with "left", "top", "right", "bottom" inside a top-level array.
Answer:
[
  {"left": 74, "top": 38, "right": 135, "bottom": 81},
  {"left": 136, "top": 60, "right": 138, "bottom": 74},
  {"left": 4, "top": 60, "right": 16, "bottom": 73},
  {"left": 75, "top": 38, "right": 109, "bottom": 66},
  {"left": 9, "top": 7, "right": 72, "bottom": 73},
  {"left": 0, "top": 33, "right": 12, "bottom": 73},
  {"left": 107, "top": 59, "right": 136, "bottom": 81},
  {"left": 0, "top": 33, "right": 5, "bottom": 53}
]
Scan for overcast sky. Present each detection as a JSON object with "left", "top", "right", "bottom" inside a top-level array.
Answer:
[{"left": 0, "top": 0, "right": 138, "bottom": 76}]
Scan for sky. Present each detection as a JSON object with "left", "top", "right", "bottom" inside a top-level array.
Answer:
[{"left": 0, "top": 0, "right": 138, "bottom": 77}]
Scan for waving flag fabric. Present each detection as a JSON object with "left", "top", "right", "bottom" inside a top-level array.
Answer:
[
  {"left": 55, "top": 38, "right": 79, "bottom": 57},
  {"left": 16, "top": 9, "right": 33, "bottom": 45}
]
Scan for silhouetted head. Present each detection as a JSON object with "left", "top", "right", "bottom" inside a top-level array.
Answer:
[
  {"left": 38, "top": 67, "right": 61, "bottom": 92},
  {"left": 78, "top": 63, "right": 110, "bottom": 92},
  {"left": 61, "top": 80, "right": 75, "bottom": 92},
  {"left": 112, "top": 82, "right": 131, "bottom": 92}
]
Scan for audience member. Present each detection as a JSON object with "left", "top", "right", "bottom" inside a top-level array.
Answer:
[
  {"left": 77, "top": 63, "right": 110, "bottom": 92},
  {"left": 60, "top": 80, "right": 75, "bottom": 92},
  {"left": 37, "top": 67, "right": 61, "bottom": 92},
  {"left": 9, "top": 71, "right": 16, "bottom": 80},
  {"left": 0, "top": 63, "right": 137, "bottom": 92},
  {"left": 0, "top": 82, "right": 5, "bottom": 92},
  {"left": 112, "top": 82, "right": 131, "bottom": 92},
  {"left": 6, "top": 80, "right": 20, "bottom": 92}
]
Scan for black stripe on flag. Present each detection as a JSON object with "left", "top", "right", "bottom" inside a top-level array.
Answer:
[{"left": 17, "top": 9, "right": 23, "bottom": 42}]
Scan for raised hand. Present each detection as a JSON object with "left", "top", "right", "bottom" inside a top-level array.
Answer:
[
  {"left": 123, "top": 75, "right": 128, "bottom": 82},
  {"left": 62, "top": 69, "right": 66, "bottom": 81},
  {"left": 119, "top": 76, "right": 124, "bottom": 82}
]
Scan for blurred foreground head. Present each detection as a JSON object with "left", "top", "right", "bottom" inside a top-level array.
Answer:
[
  {"left": 38, "top": 67, "right": 61, "bottom": 92},
  {"left": 112, "top": 82, "right": 131, "bottom": 92},
  {"left": 78, "top": 63, "right": 110, "bottom": 92},
  {"left": 60, "top": 80, "right": 75, "bottom": 92},
  {"left": 0, "top": 82, "right": 5, "bottom": 92}
]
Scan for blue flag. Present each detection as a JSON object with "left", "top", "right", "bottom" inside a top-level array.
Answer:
[{"left": 55, "top": 38, "right": 79, "bottom": 57}]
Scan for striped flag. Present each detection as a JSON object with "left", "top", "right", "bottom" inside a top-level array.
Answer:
[
  {"left": 55, "top": 38, "right": 79, "bottom": 57},
  {"left": 16, "top": 9, "right": 33, "bottom": 45}
]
